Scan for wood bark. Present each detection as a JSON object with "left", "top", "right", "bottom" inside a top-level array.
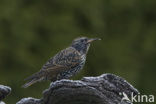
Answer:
[{"left": 17, "top": 73, "right": 139, "bottom": 104}]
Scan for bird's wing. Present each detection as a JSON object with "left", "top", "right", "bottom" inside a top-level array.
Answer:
[{"left": 41, "top": 47, "right": 81, "bottom": 72}]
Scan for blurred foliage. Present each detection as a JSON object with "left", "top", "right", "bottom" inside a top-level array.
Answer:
[{"left": 0, "top": 0, "right": 156, "bottom": 103}]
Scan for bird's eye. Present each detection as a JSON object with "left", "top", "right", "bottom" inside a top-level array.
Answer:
[{"left": 84, "top": 39, "right": 87, "bottom": 41}]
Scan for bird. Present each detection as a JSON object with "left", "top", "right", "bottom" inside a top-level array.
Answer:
[{"left": 22, "top": 37, "right": 101, "bottom": 88}]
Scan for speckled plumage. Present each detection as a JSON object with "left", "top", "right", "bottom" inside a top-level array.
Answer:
[{"left": 22, "top": 37, "right": 100, "bottom": 88}]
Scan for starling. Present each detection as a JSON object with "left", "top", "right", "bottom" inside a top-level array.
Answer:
[{"left": 22, "top": 37, "right": 101, "bottom": 88}]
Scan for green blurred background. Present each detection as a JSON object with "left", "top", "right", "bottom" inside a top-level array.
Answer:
[{"left": 0, "top": 0, "right": 156, "bottom": 103}]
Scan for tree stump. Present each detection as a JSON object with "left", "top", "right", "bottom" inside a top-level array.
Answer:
[{"left": 17, "top": 73, "right": 139, "bottom": 104}]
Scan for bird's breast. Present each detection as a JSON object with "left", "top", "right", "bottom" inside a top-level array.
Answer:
[{"left": 80, "top": 54, "right": 86, "bottom": 65}]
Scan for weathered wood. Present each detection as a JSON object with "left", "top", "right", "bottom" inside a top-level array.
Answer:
[
  {"left": 0, "top": 85, "right": 11, "bottom": 101},
  {"left": 0, "top": 85, "right": 11, "bottom": 104},
  {"left": 16, "top": 97, "right": 41, "bottom": 104},
  {"left": 17, "top": 73, "right": 139, "bottom": 104}
]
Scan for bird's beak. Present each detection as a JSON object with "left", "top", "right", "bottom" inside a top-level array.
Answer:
[{"left": 87, "top": 38, "right": 101, "bottom": 43}]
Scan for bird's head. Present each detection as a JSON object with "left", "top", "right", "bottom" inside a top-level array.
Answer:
[{"left": 71, "top": 37, "right": 101, "bottom": 54}]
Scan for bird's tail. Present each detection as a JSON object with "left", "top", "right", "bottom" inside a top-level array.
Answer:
[
  {"left": 22, "top": 78, "right": 40, "bottom": 88},
  {"left": 22, "top": 71, "right": 46, "bottom": 88}
]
